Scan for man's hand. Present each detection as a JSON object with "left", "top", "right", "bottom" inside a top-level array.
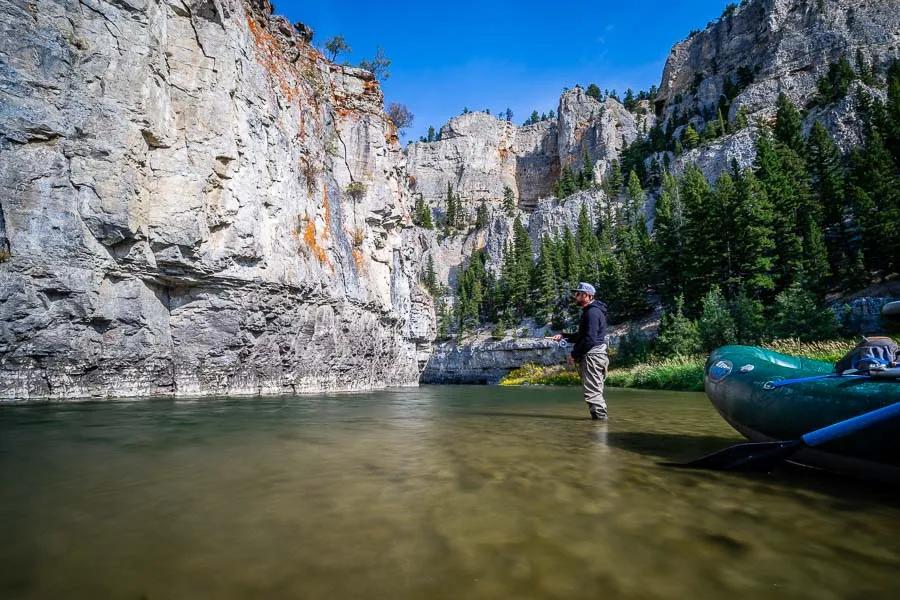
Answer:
[
  {"left": 567, "top": 355, "right": 575, "bottom": 366},
  {"left": 550, "top": 334, "right": 563, "bottom": 342}
]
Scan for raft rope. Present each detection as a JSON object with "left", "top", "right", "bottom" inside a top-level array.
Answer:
[{"left": 764, "top": 368, "right": 900, "bottom": 390}]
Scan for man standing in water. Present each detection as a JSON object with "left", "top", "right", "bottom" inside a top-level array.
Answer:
[{"left": 551, "top": 283, "right": 609, "bottom": 420}]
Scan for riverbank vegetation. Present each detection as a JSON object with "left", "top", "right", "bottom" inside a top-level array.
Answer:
[{"left": 500, "top": 339, "right": 859, "bottom": 392}]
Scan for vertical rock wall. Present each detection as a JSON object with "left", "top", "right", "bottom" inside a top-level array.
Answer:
[
  {"left": 0, "top": 0, "right": 434, "bottom": 400},
  {"left": 406, "top": 89, "right": 640, "bottom": 215}
]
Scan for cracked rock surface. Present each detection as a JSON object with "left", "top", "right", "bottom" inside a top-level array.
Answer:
[{"left": 0, "top": 0, "right": 434, "bottom": 400}]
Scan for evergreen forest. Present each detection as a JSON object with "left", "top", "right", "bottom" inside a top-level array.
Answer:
[{"left": 424, "top": 60, "right": 900, "bottom": 355}]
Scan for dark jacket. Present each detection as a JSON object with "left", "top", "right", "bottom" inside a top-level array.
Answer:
[{"left": 565, "top": 300, "right": 608, "bottom": 361}]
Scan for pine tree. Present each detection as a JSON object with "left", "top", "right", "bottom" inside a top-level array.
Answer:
[
  {"left": 884, "top": 60, "right": 900, "bottom": 169},
  {"left": 729, "top": 290, "right": 766, "bottom": 345},
  {"left": 848, "top": 127, "right": 900, "bottom": 277},
  {"left": 498, "top": 216, "right": 535, "bottom": 319},
  {"left": 806, "top": 122, "right": 849, "bottom": 282},
  {"left": 624, "top": 88, "right": 636, "bottom": 111},
  {"left": 711, "top": 172, "right": 739, "bottom": 291},
  {"left": 586, "top": 83, "right": 601, "bottom": 101},
  {"left": 575, "top": 203, "right": 601, "bottom": 285},
  {"left": 443, "top": 182, "right": 457, "bottom": 234},
  {"left": 754, "top": 132, "right": 807, "bottom": 290},
  {"left": 555, "top": 166, "right": 577, "bottom": 198},
  {"left": 534, "top": 236, "right": 560, "bottom": 325},
  {"left": 625, "top": 170, "right": 645, "bottom": 226},
  {"left": 502, "top": 185, "right": 517, "bottom": 215},
  {"left": 614, "top": 219, "right": 650, "bottom": 319},
  {"left": 734, "top": 106, "right": 749, "bottom": 130},
  {"left": 656, "top": 295, "right": 702, "bottom": 356},
  {"left": 580, "top": 148, "right": 594, "bottom": 189},
  {"left": 455, "top": 251, "right": 489, "bottom": 335},
  {"left": 682, "top": 124, "right": 700, "bottom": 149},
  {"left": 801, "top": 219, "right": 831, "bottom": 297},
  {"left": 771, "top": 284, "right": 839, "bottom": 341},
  {"left": 560, "top": 226, "right": 579, "bottom": 289},
  {"left": 730, "top": 169, "right": 776, "bottom": 299},
  {"left": 423, "top": 255, "right": 438, "bottom": 293},
  {"left": 816, "top": 56, "right": 856, "bottom": 104},
  {"left": 680, "top": 165, "right": 716, "bottom": 306},
  {"left": 427, "top": 126, "right": 437, "bottom": 142},
  {"left": 856, "top": 49, "right": 875, "bottom": 86},
  {"left": 652, "top": 172, "right": 687, "bottom": 303},
  {"left": 475, "top": 202, "right": 488, "bottom": 229},
  {"left": 414, "top": 196, "right": 434, "bottom": 229},
  {"left": 773, "top": 93, "right": 804, "bottom": 154},
  {"left": 436, "top": 297, "right": 451, "bottom": 338},
  {"left": 697, "top": 286, "right": 736, "bottom": 351}
]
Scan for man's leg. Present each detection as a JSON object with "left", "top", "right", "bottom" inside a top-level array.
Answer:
[{"left": 581, "top": 345, "right": 608, "bottom": 419}]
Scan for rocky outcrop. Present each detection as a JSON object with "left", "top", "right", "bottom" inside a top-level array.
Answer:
[
  {"left": 406, "top": 113, "right": 522, "bottom": 217},
  {"left": 0, "top": 0, "right": 432, "bottom": 400},
  {"left": 556, "top": 89, "right": 642, "bottom": 183},
  {"left": 670, "top": 127, "right": 760, "bottom": 182},
  {"left": 656, "top": 0, "right": 900, "bottom": 124},
  {"left": 421, "top": 333, "right": 566, "bottom": 384},
  {"left": 406, "top": 89, "right": 640, "bottom": 215}
]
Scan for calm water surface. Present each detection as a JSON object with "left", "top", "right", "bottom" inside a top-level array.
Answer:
[{"left": 2, "top": 385, "right": 899, "bottom": 599}]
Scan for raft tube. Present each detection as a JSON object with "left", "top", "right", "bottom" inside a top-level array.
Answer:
[{"left": 705, "top": 345, "right": 900, "bottom": 482}]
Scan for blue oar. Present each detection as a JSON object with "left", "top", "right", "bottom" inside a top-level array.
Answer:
[{"left": 664, "top": 401, "right": 900, "bottom": 472}]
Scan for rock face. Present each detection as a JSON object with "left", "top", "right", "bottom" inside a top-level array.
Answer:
[
  {"left": 406, "top": 89, "right": 639, "bottom": 215},
  {"left": 421, "top": 334, "right": 567, "bottom": 384},
  {"left": 656, "top": 0, "right": 900, "bottom": 124},
  {"left": 0, "top": 0, "right": 433, "bottom": 400}
]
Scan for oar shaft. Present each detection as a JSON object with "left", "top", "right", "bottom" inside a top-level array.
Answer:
[{"left": 802, "top": 402, "right": 900, "bottom": 447}]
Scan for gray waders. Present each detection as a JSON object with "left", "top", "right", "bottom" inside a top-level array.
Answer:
[{"left": 577, "top": 344, "right": 609, "bottom": 419}]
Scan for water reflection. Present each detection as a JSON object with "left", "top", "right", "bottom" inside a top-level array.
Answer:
[{"left": 1, "top": 385, "right": 899, "bottom": 599}]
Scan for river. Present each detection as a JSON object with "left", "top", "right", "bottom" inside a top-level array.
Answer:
[{"left": 1, "top": 385, "right": 899, "bottom": 599}]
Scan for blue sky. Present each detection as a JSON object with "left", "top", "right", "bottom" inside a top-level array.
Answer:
[{"left": 276, "top": 1, "right": 733, "bottom": 141}]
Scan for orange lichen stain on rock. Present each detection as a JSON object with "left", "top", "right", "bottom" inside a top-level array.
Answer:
[
  {"left": 246, "top": 13, "right": 303, "bottom": 104},
  {"left": 408, "top": 174, "right": 417, "bottom": 189},
  {"left": 498, "top": 146, "right": 510, "bottom": 161},
  {"left": 384, "top": 121, "right": 399, "bottom": 144},
  {"left": 363, "top": 79, "right": 379, "bottom": 95},
  {"left": 352, "top": 248, "right": 366, "bottom": 271},
  {"left": 301, "top": 218, "right": 329, "bottom": 265}
]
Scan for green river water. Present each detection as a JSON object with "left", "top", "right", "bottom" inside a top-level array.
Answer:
[{"left": 1, "top": 385, "right": 899, "bottom": 599}]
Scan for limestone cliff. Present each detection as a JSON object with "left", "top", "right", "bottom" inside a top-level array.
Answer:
[
  {"left": 656, "top": 0, "right": 900, "bottom": 124},
  {"left": 0, "top": 0, "right": 433, "bottom": 400},
  {"left": 406, "top": 89, "right": 640, "bottom": 214}
]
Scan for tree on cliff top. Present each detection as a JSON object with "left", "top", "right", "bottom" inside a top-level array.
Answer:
[
  {"left": 387, "top": 103, "right": 414, "bottom": 134},
  {"left": 323, "top": 36, "right": 350, "bottom": 62},
  {"left": 359, "top": 47, "right": 391, "bottom": 80}
]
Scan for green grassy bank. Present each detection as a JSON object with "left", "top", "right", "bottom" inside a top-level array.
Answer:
[{"left": 499, "top": 339, "right": 859, "bottom": 392}]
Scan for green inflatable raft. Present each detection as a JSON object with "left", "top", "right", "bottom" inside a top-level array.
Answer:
[{"left": 704, "top": 345, "right": 900, "bottom": 481}]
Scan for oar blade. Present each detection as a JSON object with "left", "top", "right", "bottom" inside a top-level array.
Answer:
[{"left": 662, "top": 440, "right": 803, "bottom": 472}]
